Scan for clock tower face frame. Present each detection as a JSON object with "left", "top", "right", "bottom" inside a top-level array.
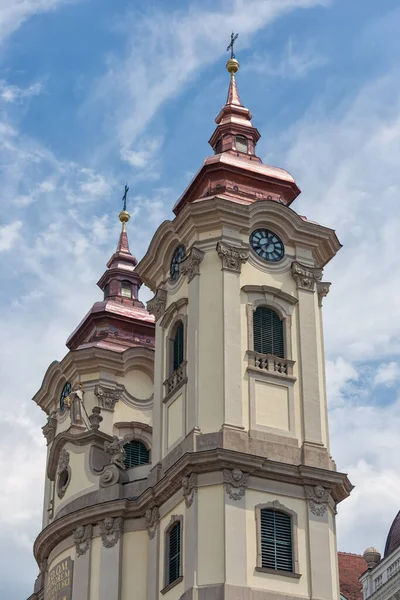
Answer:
[
  {"left": 250, "top": 229, "right": 285, "bottom": 263},
  {"left": 170, "top": 244, "right": 186, "bottom": 281},
  {"left": 59, "top": 381, "right": 71, "bottom": 413}
]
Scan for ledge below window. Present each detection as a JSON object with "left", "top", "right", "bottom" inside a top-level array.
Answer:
[
  {"left": 163, "top": 362, "right": 187, "bottom": 402},
  {"left": 161, "top": 576, "right": 183, "bottom": 595},
  {"left": 255, "top": 566, "right": 301, "bottom": 579},
  {"left": 247, "top": 351, "right": 296, "bottom": 382}
]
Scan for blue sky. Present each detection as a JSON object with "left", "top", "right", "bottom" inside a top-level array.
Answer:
[{"left": 1, "top": 0, "right": 400, "bottom": 598}]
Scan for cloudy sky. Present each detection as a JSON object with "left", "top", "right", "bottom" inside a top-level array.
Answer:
[{"left": 1, "top": 0, "right": 400, "bottom": 597}]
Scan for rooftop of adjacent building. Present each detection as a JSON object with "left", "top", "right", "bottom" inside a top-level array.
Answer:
[{"left": 338, "top": 552, "right": 368, "bottom": 600}]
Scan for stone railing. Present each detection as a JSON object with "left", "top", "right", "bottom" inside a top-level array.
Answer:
[
  {"left": 247, "top": 351, "right": 295, "bottom": 377},
  {"left": 387, "top": 558, "right": 400, "bottom": 579},
  {"left": 163, "top": 362, "right": 187, "bottom": 397},
  {"left": 365, "top": 571, "right": 400, "bottom": 600}
]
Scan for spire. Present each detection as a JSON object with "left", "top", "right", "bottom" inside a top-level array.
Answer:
[
  {"left": 208, "top": 51, "right": 261, "bottom": 157},
  {"left": 116, "top": 206, "right": 131, "bottom": 254}
]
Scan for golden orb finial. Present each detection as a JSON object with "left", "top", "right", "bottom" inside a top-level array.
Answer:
[
  {"left": 119, "top": 209, "right": 130, "bottom": 224},
  {"left": 226, "top": 57, "right": 240, "bottom": 75}
]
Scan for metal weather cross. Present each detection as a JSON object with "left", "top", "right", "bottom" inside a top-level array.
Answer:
[
  {"left": 122, "top": 184, "right": 129, "bottom": 211},
  {"left": 226, "top": 32, "right": 239, "bottom": 59}
]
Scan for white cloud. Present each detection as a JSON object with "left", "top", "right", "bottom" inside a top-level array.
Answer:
[
  {"left": 0, "top": 219, "right": 22, "bottom": 250},
  {"left": 247, "top": 37, "right": 326, "bottom": 78},
  {"left": 374, "top": 362, "right": 400, "bottom": 387},
  {"left": 0, "top": 0, "right": 78, "bottom": 44},
  {"left": 0, "top": 80, "right": 42, "bottom": 103}
]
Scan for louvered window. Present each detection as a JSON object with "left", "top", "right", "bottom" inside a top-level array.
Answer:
[
  {"left": 173, "top": 322, "right": 184, "bottom": 371},
  {"left": 123, "top": 440, "right": 150, "bottom": 468},
  {"left": 260, "top": 509, "right": 293, "bottom": 572},
  {"left": 168, "top": 522, "right": 181, "bottom": 584},
  {"left": 253, "top": 307, "right": 284, "bottom": 357}
]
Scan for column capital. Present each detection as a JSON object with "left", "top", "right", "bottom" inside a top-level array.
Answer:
[
  {"left": 217, "top": 241, "right": 249, "bottom": 273},
  {"left": 291, "top": 261, "right": 322, "bottom": 291},
  {"left": 147, "top": 288, "right": 168, "bottom": 321},
  {"left": 180, "top": 247, "right": 204, "bottom": 282},
  {"left": 317, "top": 281, "right": 331, "bottom": 306}
]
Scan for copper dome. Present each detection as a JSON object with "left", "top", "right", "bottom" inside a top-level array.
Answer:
[{"left": 384, "top": 511, "right": 400, "bottom": 557}]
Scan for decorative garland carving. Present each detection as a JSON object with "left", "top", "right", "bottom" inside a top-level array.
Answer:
[
  {"left": 42, "top": 415, "right": 57, "bottom": 445},
  {"left": 58, "top": 449, "right": 70, "bottom": 473},
  {"left": 180, "top": 247, "right": 205, "bottom": 282},
  {"left": 317, "top": 281, "right": 331, "bottom": 307},
  {"left": 223, "top": 468, "right": 249, "bottom": 500},
  {"left": 217, "top": 241, "right": 249, "bottom": 273},
  {"left": 291, "top": 261, "right": 322, "bottom": 291},
  {"left": 104, "top": 436, "right": 126, "bottom": 470},
  {"left": 99, "top": 517, "right": 123, "bottom": 548},
  {"left": 94, "top": 385, "right": 122, "bottom": 411},
  {"left": 73, "top": 524, "right": 93, "bottom": 556},
  {"left": 181, "top": 473, "right": 197, "bottom": 508},
  {"left": 147, "top": 289, "right": 168, "bottom": 322},
  {"left": 305, "top": 485, "right": 331, "bottom": 517},
  {"left": 145, "top": 507, "right": 160, "bottom": 539}
]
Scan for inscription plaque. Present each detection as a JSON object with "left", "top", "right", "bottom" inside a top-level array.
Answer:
[{"left": 46, "top": 557, "right": 74, "bottom": 600}]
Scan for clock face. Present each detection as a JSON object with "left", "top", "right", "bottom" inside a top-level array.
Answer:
[
  {"left": 170, "top": 245, "right": 186, "bottom": 281},
  {"left": 250, "top": 229, "right": 284, "bottom": 262},
  {"left": 60, "top": 382, "right": 72, "bottom": 413}
]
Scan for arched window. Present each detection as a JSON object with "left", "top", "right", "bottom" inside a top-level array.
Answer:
[
  {"left": 235, "top": 135, "right": 248, "bottom": 153},
  {"left": 104, "top": 283, "right": 110, "bottom": 299},
  {"left": 173, "top": 322, "right": 184, "bottom": 371},
  {"left": 215, "top": 139, "right": 222, "bottom": 154},
  {"left": 253, "top": 307, "right": 284, "bottom": 357},
  {"left": 121, "top": 280, "right": 132, "bottom": 298},
  {"left": 123, "top": 440, "right": 150, "bottom": 468},
  {"left": 167, "top": 521, "right": 181, "bottom": 585},
  {"left": 260, "top": 509, "right": 293, "bottom": 572}
]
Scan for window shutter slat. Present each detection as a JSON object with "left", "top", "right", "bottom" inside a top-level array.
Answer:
[
  {"left": 123, "top": 441, "right": 150, "bottom": 469},
  {"left": 260, "top": 509, "right": 293, "bottom": 572},
  {"left": 168, "top": 522, "right": 181, "bottom": 584},
  {"left": 253, "top": 307, "right": 284, "bottom": 358}
]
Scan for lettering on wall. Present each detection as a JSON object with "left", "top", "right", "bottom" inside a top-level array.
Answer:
[{"left": 46, "top": 557, "right": 74, "bottom": 600}]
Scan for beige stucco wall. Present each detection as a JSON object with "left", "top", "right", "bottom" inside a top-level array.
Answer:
[
  {"left": 53, "top": 444, "right": 97, "bottom": 515},
  {"left": 246, "top": 489, "right": 309, "bottom": 595},
  {"left": 198, "top": 484, "right": 224, "bottom": 585},
  {"left": 122, "top": 530, "right": 148, "bottom": 600},
  {"left": 116, "top": 368, "right": 153, "bottom": 400}
]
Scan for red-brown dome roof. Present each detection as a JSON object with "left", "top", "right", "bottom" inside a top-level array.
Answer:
[{"left": 384, "top": 511, "right": 400, "bottom": 557}]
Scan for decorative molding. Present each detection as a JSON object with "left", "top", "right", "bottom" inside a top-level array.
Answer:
[
  {"left": 94, "top": 385, "right": 122, "bottom": 411},
  {"left": 104, "top": 436, "right": 126, "bottom": 470},
  {"left": 99, "top": 517, "right": 123, "bottom": 548},
  {"left": 147, "top": 288, "right": 168, "bottom": 322},
  {"left": 164, "top": 362, "right": 187, "bottom": 398},
  {"left": 181, "top": 473, "right": 197, "bottom": 508},
  {"left": 100, "top": 464, "right": 121, "bottom": 487},
  {"left": 145, "top": 507, "right": 160, "bottom": 539},
  {"left": 42, "top": 415, "right": 57, "bottom": 445},
  {"left": 58, "top": 449, "right": 70, "bottom": 473},
  {"left": 88, "top": 406, "right": 103, "bottom": 430},
  {"left": 247, "top": 351, "right": 295, "bottom": 378},
  {"left": 73, "top": 524, "right": 93, "bottom": 557},
  {"left": 291, "top": 261, "right": 322, "bottom": 291},
  {"left": 305, "top": 485, "right": 331, "bottom": 517},
  {"left": 223, "top": 468, "right": 249, "bottom": 500},
  {"left": 180, "top": 247, "right": 205, "bottom": 282},
  {"left": 317, "top": 281, "right": 331, "bottom": 307},
  {"left": 216, "top": 241, "right": 249, "bottom": 273}
]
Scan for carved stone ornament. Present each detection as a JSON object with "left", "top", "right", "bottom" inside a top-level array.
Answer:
[
  {"left": 94, "top": 385, "right": 122, "bottom": 411},
  {"left": 145, "top": 507, "right": 160, "bottom": 539},
  {"left": 100, "top": 464, "right": 121, "bottom": 487},
  {"left": 317, "top": 281, "right": 331, "bottom": 307},
  {"left": 180, "top": 247, "right": 205, "bottom": 282},
  {"left": 69, "top": 383, "right": 85, "bottom": 427},
  {"left": 217, "top": 241, "right": 249, "bottom": 273},
  {"left": 291, "top": 261, "right": 322, "bottom": 291},
  {"left": 88, "top": 406, "right": 103, "bottom": 430},
  {"left": 147, "top": 288, "right": 168, "bottom": 322},
  {"left": 305, "top": 485, "right": 331, "bottom": 517},
  {"left": 182, "top": 473, "right": 197, "bottom": 508},
  {"left": 73, "top": 524, "right": 93, "bottom": 556},
  {"left": 104, "top": 436, "right": 126, "bottom": 470},
  {"left": 42, "top": 415, "right": 57, "bottom": 445},
  {"left": 99, "top": 517, "right": 123, "bottom": 548},
  {"left": 58, "top": 449, "right": 70, "bottom": 473},
  {"left": 223, "top": 468, "right": 249, "bottom": 500}
]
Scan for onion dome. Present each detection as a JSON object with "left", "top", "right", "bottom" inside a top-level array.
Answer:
[{"left": 384, "top": 511, "right": 400, "bottom": 557}]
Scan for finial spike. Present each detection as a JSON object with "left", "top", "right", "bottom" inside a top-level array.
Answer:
[{"left": 119, "top": 184, "right": 131, "bottom": 231}]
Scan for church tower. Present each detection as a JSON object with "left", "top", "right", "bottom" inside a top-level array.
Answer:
[{"left": 29, "top": 52, "right": 352, "bottom": 600}]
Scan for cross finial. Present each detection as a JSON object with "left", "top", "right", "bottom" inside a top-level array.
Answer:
[
  {"left": 122, "top": 184, "right": 129, "bottom": 212},
  {"left": 226, "top": 32, "right": 239, "bottom": 59}
]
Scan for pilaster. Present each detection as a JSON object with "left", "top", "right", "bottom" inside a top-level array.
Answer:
[
  {"left": 223, "top": 470, "right": 248, "bottom": 585},
  {"left": 146, "top": 507, "right": 160, "bottom": 600},
  {"left": 72, "top": 525, "right": 92, "bottom": 600},
  {"left": 99, "top": 518, "right": 123, "bottom": 600},
  {"left": 186, "top": 252, "right": 202, "bottom": 433}
]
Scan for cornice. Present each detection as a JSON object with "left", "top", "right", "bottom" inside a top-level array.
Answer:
[
  {"left": 34, "top": 345, "right": 155, "bottom": 414},
  {"left": 34, "top": 447, "right": 352, "bottom": 567},
  {"left": 242, "top": 285, "right": 298, "bottom": 306},
  {"left": 136, "top": 197, "right": 341, "bottom": 290}
]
